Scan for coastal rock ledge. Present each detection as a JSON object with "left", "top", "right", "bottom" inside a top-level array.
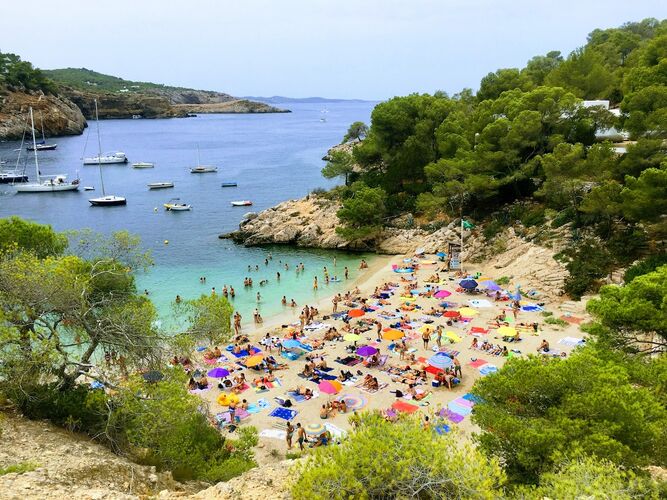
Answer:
[{"left": 219, "top": 195, "right": 465, "bottom": 255}]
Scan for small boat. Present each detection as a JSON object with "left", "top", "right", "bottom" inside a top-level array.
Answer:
[
  {"left": 27, "top": 143, "right": 57, "bottom": 151},
  {"left": 132, "top": 114, "right": 142, "bottom": 119},
  {"left": 148, "top": 182, "right": 174, "bottom": 189},
  {"left": 84, "top": 186, "right": 95, "bottom": 191},
  {"left": 132, "top": 162, "right": 154, "bottom": 168},
  {"left": 83, "top": 152, "right": 128, "bottom": 165},
  {"left": 221, "top": 182, "right": 238, "bottom": 187},
  {"left": 190, "top": 166, "right": 217, "bottom": 174},
  {"left": 164, "top": 202, "right": 192, "bottom": 211},
  {"left": 89, "top": 195, "right": 126, "bottom": 206},
  {"left": 231, "top": 200, "right": 253, "bottom": 207}
]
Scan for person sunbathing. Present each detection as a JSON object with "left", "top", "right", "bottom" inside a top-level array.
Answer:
[
  {"left": 232, "top": 344, "right": 242, "bottom": 354},
  {"left": 197, "top": 376, "right": 209, "bottom": 390},
  {"left": 361, "top": 374, "right": 373, "bottom": 388},
  {"left": 367, "top": 377, "right": 379, "bottom": 391},
  {"left": 316, "top": 358, "right": 328, "bottom": 370},
  {"left": 320, "top": 404, "right": 330, "bottom": 419},
  {"left": 302, "top": 363, "right": 315, "bottom": 378},
  {"left": 408, "top": 386, "right": 431, "bottom": 401},
  {"left": 538, "top": 339, "right": 550, "bottom": 353},
  {"left": 294, "top": 386, "right": 313, "bottom": 398},
  {"left": 340, "top": 370, "right": 354, "bottom": 381},
  {"left": 470, "top": 337, "right": 479, "bottom": 349}
]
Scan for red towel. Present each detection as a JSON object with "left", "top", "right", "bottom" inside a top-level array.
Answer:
[
  {"left": 470, "top": 327, "right": 489, "bottom": 334},
  {"left": 392, "top": 400, "right": 420, "bottom": 413},
  {"left": 468, "top": 359, "right": 488, "bottom": 368},
  {"left": 425, "top": 365, "right": 443, "bottom": 375}
]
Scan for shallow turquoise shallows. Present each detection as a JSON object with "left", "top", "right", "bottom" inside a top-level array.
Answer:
[{"left": 0, "top": 101, "right": 377, "bottom": 326}]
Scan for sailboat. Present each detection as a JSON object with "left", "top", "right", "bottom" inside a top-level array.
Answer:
[
  {"left": 15, "top": 108, "right": 79, "bottom": 193},
  {"left": 1, "top": 125, "right": 29, "bottom": 184},
  {"left": 189, "top": 144, "right": 218, "bottom": 173},
  {"left": 26, "top": 113, "right": 57, "bottom": 151},
  {"left": 89, "top": 99, "right": 126, "bottom": 206}
]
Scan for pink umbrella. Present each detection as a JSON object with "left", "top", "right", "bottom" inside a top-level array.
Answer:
[
  {"left": 318, "top": 380, "right": 343, "bottom": 394},
  {"left": 434, "top": 290, "right": 452, "bottom": 298}
]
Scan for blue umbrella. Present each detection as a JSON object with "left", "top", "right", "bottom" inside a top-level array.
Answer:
[
  {"left": 481, "top": 280, "right": 501, "bottom": 291},
  {"left": 208, "top": 367, "right": 230, "bottom": 378},
  {"left": 282, "top": 339, "right": 301, "bottom": 349},
  {"left": 427, "top": 353, "right": 453, "bottom": 369},
  {"left": 436, "top": 252, "right": 446, "bottom": 258},
  {"left": 460, "top": 279, "right": 478, "bottom": 290}
]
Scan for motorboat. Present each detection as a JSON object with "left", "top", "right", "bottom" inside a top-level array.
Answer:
[
  {"left": 27, "top": 143, "right": 57, "bottom": 151},
  {"left": 0, "top": 171, "right": 29, "bottom": 184},
  {"left": 88, "top": 99, "right": 126, "bottom": 206},
  {"left": 89, "top": 195, "right": 126, "bottom": 206},
  {"left": 231, "top": 200, "right": 252, "bottom": 206},
  {"left": 221, "top": 182, "right": 238, "bottom": 187},
  {"left": 84, "top": 186, "right": 95, "bottom": 191},
  {"left": 83, "top": 152, "right": 128, "bottom": 165},
  {"left": 148, "top": 182, "right": 174, "bottom": 189},
  {"left": 190, "top": 165, "right": 217, "bottom": 173},
  {"left": 15, "top": 107, "right": 79, "bottom": 193},
  {"left": 132, "top": 162, "right": 154, "bottom": 168},
  {"left": 164, "top": 202, "right": 192, "bottom": 211}
]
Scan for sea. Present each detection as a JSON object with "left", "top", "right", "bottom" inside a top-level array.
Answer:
[{"left": 0, "top": 101, "right": 377, "bottom": 328}]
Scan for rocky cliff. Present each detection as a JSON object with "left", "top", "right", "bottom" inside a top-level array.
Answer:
[{"left": 0, "top": 89, "right": 86, "bottom": 140}]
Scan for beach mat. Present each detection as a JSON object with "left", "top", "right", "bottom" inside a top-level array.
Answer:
[
  {"left": 269, "top": 407, "right": 298, "bottom": 420},
  {"left": 468, "top": 359, "right": 488, "bottom": 368},
  {"left": 391, "top": 400, "right": 419, "bottom": 414}
]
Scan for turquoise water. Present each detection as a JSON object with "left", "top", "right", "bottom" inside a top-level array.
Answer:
[{"left": 0, "top": 101, "right": 378, "bottom": 328}]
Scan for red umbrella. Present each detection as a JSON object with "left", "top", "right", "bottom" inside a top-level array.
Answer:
[
  {"left": 444, "top": 310, "right": 461, "bottom": 318},
  {"left": 348, "top": 309, "right": 365, "bottom": 318}
]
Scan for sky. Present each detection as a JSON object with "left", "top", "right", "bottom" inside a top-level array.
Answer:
[{"left": 2, "top": 0, "right": 666, "bottom": 100}]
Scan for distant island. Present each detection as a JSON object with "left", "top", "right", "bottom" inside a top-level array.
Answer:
[{"left": 244, "top": 95, "right": 376, "bottom": 104}]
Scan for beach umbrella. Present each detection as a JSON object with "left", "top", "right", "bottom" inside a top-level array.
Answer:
[
  {"left": 343, "top": 333, "right": 361, "bottom": 342},
  {"left": 305, "top": 422, "right": 326, "bottom": 436},
  {"left": 460, "top": 279, "right": 478, "bottom": 289},
  {"left": 434, "top": 290, "right": 452, "bottom": 298},
  {"left": 207, "top": 367, "right": 230, "bottom": 378},
  {"left": 445, "top": 331, "right": 462, "bottom": 343},
  {"left": 419, "top": 325, "right": 435, "bottom": 334},
  {"left": 436, "top": 252, "right": 446, "bottom": 258},
  {"left": 444, "top": 310, "right": 461, "bottom": 318},
  {"left": 319, "top": 380, "right": 343, "bottom": 394},
  {"left": 458, "top": 307, "right": 479, "bottom": 316},
  {"left": 428, "top": 353, "right": 453, "bottom": 369},
  {"left": 142, "top": 370, "right": 163, "bottom": 383},
  {"left": 338, "top": 394, "right": 367, "bottom": 410},
  {"left": 246, "top": 354, "right": 264, "bottom": 367},
  {"left": 481, "top": 280, "right": 501, "bottom": 291},
  {"left": 382, "top": 329, "right": 403, "bottom": 341},
  {"left": 498, "top": 326, "right": 517, "bottom": 336},
  {"left": 347, "top": 309, "right": 365, "bottom": 318},
  {"left": 281, "top": 339, "right": 301, "bottom": 349},
  {"left": 356, "top": 345, "right": 378, "bottom": 357}
]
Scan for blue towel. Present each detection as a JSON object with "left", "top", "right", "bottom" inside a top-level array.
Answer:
[
  {"left": 462, "top": 393, "right": 481, "bottom": 403},
  {"left": 269, "top": 407, "right": 298, "bottom": 420},
  {"left": 447, "top": 402, "right": 472, "bottom": 416}
]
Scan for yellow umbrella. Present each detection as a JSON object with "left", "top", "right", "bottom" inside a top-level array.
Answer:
[
  {"left": 419, "top": 325, "right": 435, "bottom": 334},
  {"left": 498, "top": 326, "right": 517, "bottom": 336},
  {"left": 446, "top": 331, "right": 462, "bottom": 343},
  {"left": 344, "top": 333, "right": 361, "bottom": 342},
  {"left": 383, "top": 329, "right": 404, "bottom": 340},
  {"left": 458, "top": 307, "right": 479, "bottom": 316},
  {"left": 246, "top": 354, "right": 264, "bottom": 367}
]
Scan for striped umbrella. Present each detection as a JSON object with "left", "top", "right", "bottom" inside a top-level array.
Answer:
[
  {"left": 305, "top": 422, "right": 326, "bottom": 436},
  {"left": 319, "top": 380, "right": 343, "bottom": 394},
  {"left": 428, "top": 353, "right": 453, "bottom": 369},
  {"left": 337, "top": 394, "right": 367, "bottom": 411}
]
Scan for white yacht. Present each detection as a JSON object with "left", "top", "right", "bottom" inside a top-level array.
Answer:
[
  {"left": 83, "top": 151, "right": 128, "bottom": 165},
  {"left": 15, "top": 107, "right": 80, "bottom": 193}
]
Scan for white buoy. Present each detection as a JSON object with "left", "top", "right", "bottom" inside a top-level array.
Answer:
[{"left": 164, "top": 240, "right": 169, "bottom": 245}]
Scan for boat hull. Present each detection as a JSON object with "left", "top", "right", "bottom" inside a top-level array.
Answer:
[
  {"left": 15, "top": 183, "right": 79, "bottom": 192},
  {"left": 0, "top": 175, "right": 29, "bottom": 184},
  {"left": 27, "top": 144, "right": 57, "bottom": 151},
  {"left": 221, "top": 182, "right": 238, "bottom": 187},
  {"left": 231, "top": 201, "right": 252, "bottom": 206},
  {"left": 89, "top": 196, "right": 127, "bottom": 206},
  {"left": 148, "top": 183, "right": 174, "bottom": 189}
]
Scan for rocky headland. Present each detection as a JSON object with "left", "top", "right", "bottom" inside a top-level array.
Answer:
[{"left": 0, "top": 89, "right": 86, "bottom": 140}]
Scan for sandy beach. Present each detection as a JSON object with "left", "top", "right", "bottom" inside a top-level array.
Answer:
[{"left": 188, "top": 249, "right": 589, "bottom": 459}]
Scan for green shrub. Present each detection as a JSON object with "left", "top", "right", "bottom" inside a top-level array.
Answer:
[
  {"left": 624, "top": 253, "right": 667, "bottom": 283},
  {"left": 520, "top": 206, "right": 546, "bottom": 227},
  {"left": 550, "top": 207, "right": 575, "bottom": 228},
  {"left": 0, "top": 462, "right": 39, "bottom": 476},
  {"left": 544, "top": 316, "right": 568, "bottom": 327},
  {"left": 483, "top": 219, "right": 505, "bottom": 241}
]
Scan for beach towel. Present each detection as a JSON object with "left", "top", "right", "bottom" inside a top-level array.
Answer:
[
  {"left": 468, "top": 299, "right": 492, "bottom": 308},
  {"left": 468, "top": 359, "right": 488, "bottom": 368},
  {"left": 445, "top": 409, "right": 465, "bottom": 423},
  {"left": 269, "top": 407, "right": 298, "bottom": 420},
  {"left": 558, "top": 337, "right": 585, "bottom": 347},
  {"left": 324, "top": 422, "right": 347, "bottom": 439},
  {"left": 470, "top": 326, "right": 489, "bottom": 335},
  {"left": 259, "top": 429, "right": 287, "bottom": 440},
  {"left": 392, "top": 400, "right": 420, "bottom": 413},
  {"left": 359, "top": 382, "right": 388, "bottom": 394},
  {"left": 231, "top": 347, "right": 262, "bottom": 358},
  {"left": 203, "top": 357, "right": 218, "bottom": 365},
  {"left": 285, "top": 392, "right": 307, "bottom": 403},
  {"left": 434, "top": 424, "right": 450, "bottom": 435},
  {"left": 447, "top": 401, "right": 472, "bottom": 416},
  {"left": 462, "top": 393, "right": 481, "bottom": 404},
  {"left": 453, "top": 397, "right": 474, "bottom": 408},
  {"left": 479, "top": 364, "right": 498, "bottom": 376},
  {"left": 521, "top": 304, "right": 543, "bottom": 312}
]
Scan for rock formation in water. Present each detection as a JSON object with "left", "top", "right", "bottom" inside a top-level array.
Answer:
[{"left": 0, "top": 89, "right": 86, "bottom": 140}]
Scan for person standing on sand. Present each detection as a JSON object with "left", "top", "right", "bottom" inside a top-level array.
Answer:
[
  {"left": 286, "top": 422, "right": 295, "bottom": 449},
  {"left": 422, "top": 329, "right": 431, "bottom": 349},
  {"left": 376, "top": 321, "right": 382, "bottom": 342},
  {"left": 436, "top": 325, "right": 443, "bottom": 349},
  {"left": 296, "top": 423, "right": 306, "bottom": 451},
  {"left": 453, "top": 356, "right": 462, "bottom": 379}
]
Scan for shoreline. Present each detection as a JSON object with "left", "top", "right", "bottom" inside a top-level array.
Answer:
[{"left": 237, "top": 254, "right": 394, "bottom": 334}]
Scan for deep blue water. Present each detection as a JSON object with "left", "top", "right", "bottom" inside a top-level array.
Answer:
[{"left": 0, "top": 101, "right": 377, "bottom": 325}]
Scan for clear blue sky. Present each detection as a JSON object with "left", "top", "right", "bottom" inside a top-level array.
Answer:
[{"left": 3, "top": 0, "right": 665, "bottom": 100}]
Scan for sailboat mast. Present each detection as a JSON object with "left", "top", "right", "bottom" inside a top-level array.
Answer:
[
  {"left": 94, "top": 99, "right": 106, "bottom": 196},
  {"left": 40, "top": 113, "right": 46, "bottom": 143},
  {"left": 29, "top": 107, "right": 40, "bottom": 184},
  {"left": 197, "top": 143, "right": 201, "bottom": 166}
]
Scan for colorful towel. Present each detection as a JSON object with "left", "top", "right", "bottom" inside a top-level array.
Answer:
[
  {"left": 391, "top": 400, "right": 420, "bottom": 413},
  {"left": 468, "top": 359, "right": 488, "bottom": 368},
  {"left": 479, "top": 365, "right": 498, "bottom": 376},
  {"left": 445, "top": 410, "right": 464, "bottom": 423},
  {"left": 462, "top": 393, "right": 481, "bottom": 403},
  {"left": 447, "top": 401, "right": 472, "bottom": 416},
  {"left": 269, "top": 407, "right": 298, "bottom": 420}
]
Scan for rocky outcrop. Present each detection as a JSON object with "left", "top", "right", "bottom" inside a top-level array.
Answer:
[
  {"left": 0, "top": 89, "right": 86, "bottom": 140},
  {"left": 0, "top": 413, "right": 203, "bottom": 499},
  {"left": 174, "top": 100, "right": 289, "bottom": 114}
]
